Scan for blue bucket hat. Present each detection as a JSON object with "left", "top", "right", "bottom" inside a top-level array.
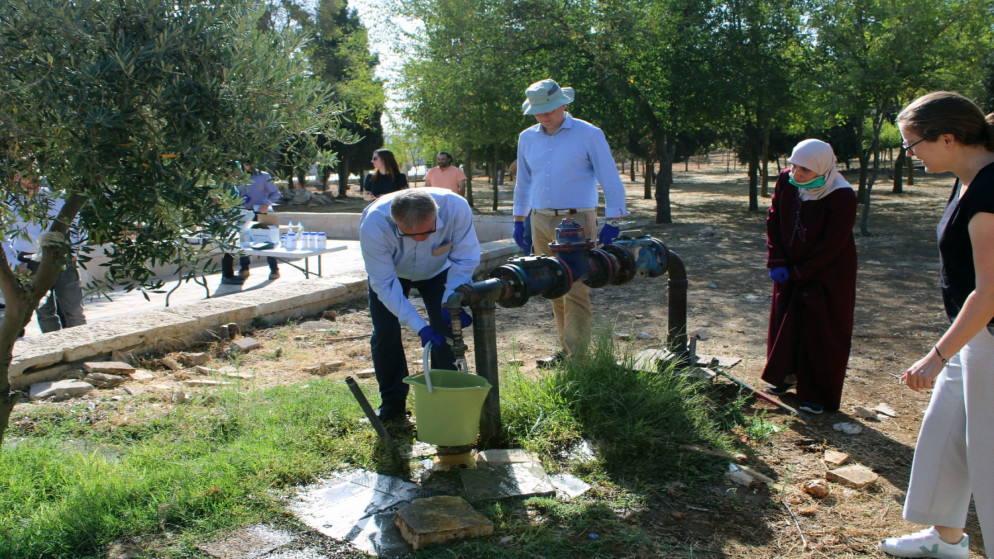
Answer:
[{"left": 522, "top": 79, "right": 575, "bottom": 115}]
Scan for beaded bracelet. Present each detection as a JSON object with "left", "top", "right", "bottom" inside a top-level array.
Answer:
[{"left": 933, "top": 345, "right": 949, "bottom": 366}]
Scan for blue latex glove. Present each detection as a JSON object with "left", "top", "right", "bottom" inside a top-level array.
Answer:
[
  {"left": 598, "top": 223, "right": 621, "bottom": 246},
  {"left": 418, "top": 325, "right": 446, "bottom": 348},
  {"left": 512, "top": 221, "right": 529, "bottom": 252},
  {"left": 441, "top": 307, "right": 473, "bottom": 328},
  {"left": 769, "top": 267, "right": 789, "bottom": 283}
]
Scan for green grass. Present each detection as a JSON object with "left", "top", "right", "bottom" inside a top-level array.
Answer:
[
  {"left": 0, "top": 334, "right": 761, "bottom": 558},
  {"left": 0, "top": 382, "right": 373, "bottom": 558}
]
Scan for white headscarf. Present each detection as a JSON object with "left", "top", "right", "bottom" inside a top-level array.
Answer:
[{"left": 786, "top": 139, "right": 853, "bottom": 202}]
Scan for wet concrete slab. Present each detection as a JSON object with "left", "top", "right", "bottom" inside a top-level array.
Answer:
[
  {"left": 460, "top": 462, "right": 556, "bottom": 502},
  {"left": 289, "top": 469, "right": 435, "bottom": 557}
]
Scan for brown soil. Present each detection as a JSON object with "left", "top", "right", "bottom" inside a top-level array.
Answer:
[{"left": 20, "top": 159, "right": 984, "bottom": 557}]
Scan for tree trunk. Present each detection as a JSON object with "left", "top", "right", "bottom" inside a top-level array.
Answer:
[
  {"left": 908, "top": 157, "right": 914, "bottom": 186},
  {"left": 748, "top": 156, "right": 760, "bottom": 212},
  {"left": 893, "top": 149, "right": 905, "bottom": 194},
  {"left": 859, "top": 116, "right": 886, "bottom": 235},
  {"left": 337, "top": 160, "right": 351, "bottom": 198},
  {"left": 655, "top": 140, "right": 675, "bottom": 224},
  {"left": 760, "top": 124, "right": 771, "bottom": 198},
  {"left": 464, "top": 152, "right": 474, "bottom": 208},
  {"left": 0, "top": 252, "right": 68, "bottom": 444},
  {"left": 856, "top": 152, "right": 869, "bottom": 204},
  {"left": 643, "top": 156, "right": 654, "bottom": 200},
  {"left": 630, "top": 159, "right": 636, "bottom": 182},
  {"left": 491, "top": 149, "right": 499, "bottom": 212}
]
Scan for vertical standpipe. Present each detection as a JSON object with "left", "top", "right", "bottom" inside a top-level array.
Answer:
[{"left": 449, "top": 221, "right": 687, "bottom": 447}]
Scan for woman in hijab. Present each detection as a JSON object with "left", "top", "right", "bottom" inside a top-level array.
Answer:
[
  {"left": 879, "top": 91, "right": 994, "bottom": 559},
  {"left": 762, "top": 139, "right": 858, "bottom": 415}
]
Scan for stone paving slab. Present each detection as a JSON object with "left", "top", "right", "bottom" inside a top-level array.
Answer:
[
  {"left": 460, "top": 462, "right": 556, "bottom": 502},
  {"left": 394, "top": 496, "right": 493, "bottom": 550},
  {"left": 289, "top": 469, "right": 435, "bottom": 557}
]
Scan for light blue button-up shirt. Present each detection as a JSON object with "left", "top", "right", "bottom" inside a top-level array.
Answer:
[
  {"left": 359, "top": 188, "right": 481, "bottom": 333},
  {"left": 9, "top": 186, "right": 68, "bottom": 253},
  {"left": 238, "top": 171, "right": 281, "bottom": 209},
  {"left": 513, "top": 114, "right": 629, "bottom": 219}
]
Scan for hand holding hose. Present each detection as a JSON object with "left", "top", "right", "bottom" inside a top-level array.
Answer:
[{"left": 418, "top": 325, "right": 446, "bottom": 348}]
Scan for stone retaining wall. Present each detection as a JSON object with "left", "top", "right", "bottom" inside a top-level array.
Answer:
[{"left": 10, "top": 240, "right": 520, "bottom": 389}]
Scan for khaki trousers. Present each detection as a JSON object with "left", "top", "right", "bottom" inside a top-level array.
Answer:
[
  {"left": 530, "top": 210, "right": 598, "bottom": 358},
  {"left": 903, "top": 327, "right": 994, "bottom": 558}
]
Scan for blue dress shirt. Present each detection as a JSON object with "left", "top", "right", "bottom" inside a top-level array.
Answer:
[
  {"left": 513, "top": 114, "right": 629, "bottom": 219},
  {"left": 359, "top": 188, "right": 481, "bottom": 333}
]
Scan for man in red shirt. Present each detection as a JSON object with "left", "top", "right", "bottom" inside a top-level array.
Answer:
[{"left": 423, "top": 152, "right": 467, "bottom": 196}]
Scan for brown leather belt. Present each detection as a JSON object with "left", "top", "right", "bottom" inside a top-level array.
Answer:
[{"left": 532, "top": 207, "right": 594, "bottom": 216}]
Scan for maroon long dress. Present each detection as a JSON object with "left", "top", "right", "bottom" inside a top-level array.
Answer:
[{"left": 761, "top": 169, "right": 857, "bottom": 411}]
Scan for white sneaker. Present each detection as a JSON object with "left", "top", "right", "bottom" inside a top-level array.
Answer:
[{"left": 879, "top": 527, "right": 969, "bottom": 558}]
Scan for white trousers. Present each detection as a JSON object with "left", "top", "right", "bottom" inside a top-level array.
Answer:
[{"left": 903, "top": 327, "right": 994, "bottom": 558}]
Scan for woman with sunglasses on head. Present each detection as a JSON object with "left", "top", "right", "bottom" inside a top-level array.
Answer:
[
  {"left": 361, "top": 149, "right": 408, "bottom": 200},
  {"left": 762, "top": 139, "right": 857, "bottom": 416},
  {"left": 880, "top": 92, "right": 994, "bottom": 559}
]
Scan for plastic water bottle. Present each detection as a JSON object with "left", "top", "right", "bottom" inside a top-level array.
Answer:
[
  {"left": 286, "top": 233, "right": 297, "bottom": 250},
  {"left": 317, "top": 232, "right": 327, "bottom": 248}
]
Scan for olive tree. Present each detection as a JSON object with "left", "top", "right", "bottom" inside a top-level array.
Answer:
[{"left": 0, "top": 0, "right": 346, "bottom": 443}]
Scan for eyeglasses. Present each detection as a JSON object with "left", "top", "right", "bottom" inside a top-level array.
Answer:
[
  {"left": 371, "top": 154, "right": 379, "bottom": 160},
  {"left": 902, "top": 137, "right": 927, "bottom": 154},
  {"left": 397, "top": 220, "right": 437, "bottom": 238}
]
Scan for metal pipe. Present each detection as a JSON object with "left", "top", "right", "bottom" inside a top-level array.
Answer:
[
  {"left": 345, "top": 376, "right": 394, "bottom": 451},
  {"left": 664, "top": 248, "right": 688, "bottom": 357},
  {"left": 471, "top": 297, "right": 503, "bottom": 448}
]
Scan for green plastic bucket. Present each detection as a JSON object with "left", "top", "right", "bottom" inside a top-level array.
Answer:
[{"left": 404, "top": 369, "right": 492, "bottom": 446}]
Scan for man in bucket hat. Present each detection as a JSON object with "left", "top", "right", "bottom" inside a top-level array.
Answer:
[{"left": 512, "top": 78, "right": 629, "bottom": 366}]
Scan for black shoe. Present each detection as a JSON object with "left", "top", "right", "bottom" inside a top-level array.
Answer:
[
  {"left": 221, "top": 275, "right": 246, "bottom": 285},
  {"left": 764, "top": 383, "right": 795, "bottom": 396},
  {"left": 537, "top": 351, "right": 568, "bottom": 369},
  {"left": 376, "top": 405, "right": 407, "bottom": 423},
  {"left": 799, "top": 401, "right": 824, "bottom": 414}
]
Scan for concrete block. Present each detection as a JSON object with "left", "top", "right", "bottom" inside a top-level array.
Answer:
[
  {"left": 30, "top": 379, "right": 95, "bottom": 401},
  {"left": 229, "top": 338, "right": 261, "bottom": 353},
  {"left": 82, "top": 361, "right": 136, "bottom": 376},
  {"left": 826, "top": 464, "right": 878, "bottom": 489},
  {"left": 824, "top": 449, "right": 849, "bottom": 468},
  {"left": 83, "top": 372, "right": 128, "bottom": 388},
  {"left": 394, "top": 496, "right": 493, "bottom": 550}
]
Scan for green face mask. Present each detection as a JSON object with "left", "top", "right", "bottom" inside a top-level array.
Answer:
[{"left": 789, "top": 173, "right": 827, "bottom": 189}]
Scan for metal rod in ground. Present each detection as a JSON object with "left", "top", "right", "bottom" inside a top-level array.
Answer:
[
  {"left": 715, "top": 369, "right": 810, "bottom": 421},
  {"left": 345, "top": 376, "right": 393, "bottom": 451}
]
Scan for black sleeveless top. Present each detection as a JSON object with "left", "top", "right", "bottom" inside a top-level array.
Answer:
[{"left": 936, "top": 161, "right": 994, "bottom": 323}]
